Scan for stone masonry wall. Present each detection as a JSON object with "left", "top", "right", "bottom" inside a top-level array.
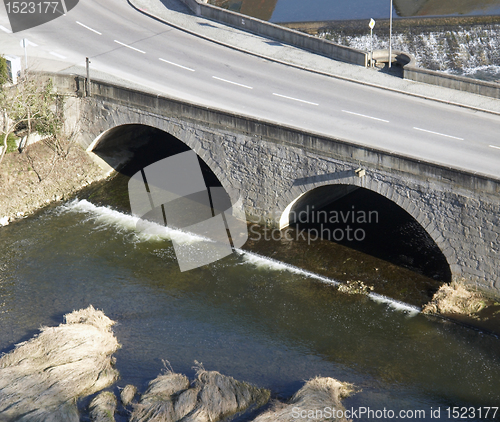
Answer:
[{"left": 76, "top": 94, "right": 500, "bottom": 296}]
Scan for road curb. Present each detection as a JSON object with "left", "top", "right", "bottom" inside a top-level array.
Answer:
[{"left": 127, "top": 0, "right": 500, "bottom": 117}]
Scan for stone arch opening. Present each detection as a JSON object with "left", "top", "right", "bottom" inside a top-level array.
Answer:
[
  {"left": 87, "top": 124, "right": 231, "bottom": 216},
  {"left": 283, "top": 184, "right": 452, "bottom": 284},
  {"left": 89, "top": 124, "right": 219, "bottom": 185}
]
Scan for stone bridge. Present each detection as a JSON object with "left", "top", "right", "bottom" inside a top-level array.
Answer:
[{"left": 56, "top": 75, "right": 500, "bottom": 296}]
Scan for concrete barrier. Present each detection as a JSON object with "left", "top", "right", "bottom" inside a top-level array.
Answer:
[
  {"left": 370, "top": 49, "right": 500, "bottom": 100},
  {"left": 178, "top": 0, "right": 367, "bottom": 67},
  {"left": 403, "top": 66, "right": 500, "bottom": 99}
]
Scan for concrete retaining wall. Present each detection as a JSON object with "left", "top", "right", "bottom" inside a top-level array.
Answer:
[
  {"left": 178, "top": 0, "right": 367, "bottom": 66},
  {"left": 403, "top": 66, "right": 500, "bottom": 99},
  {"left": 379, "top": 51, "right": 500, "bottom": 100}
]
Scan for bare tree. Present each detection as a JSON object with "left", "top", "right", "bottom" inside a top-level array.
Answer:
[{"left": 0, "top": 72, "right": 65, "bottom": 180}]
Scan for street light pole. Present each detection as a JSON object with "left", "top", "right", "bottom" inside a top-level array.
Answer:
[
  {"left": 370, "top": 25, "right": 373, "bottom": 67},
  {"left": 369, "top": 19, "right": 376, "bottom": 68},
  {"left": 389, "top": 0, "right": 393, "bottom": 68}
]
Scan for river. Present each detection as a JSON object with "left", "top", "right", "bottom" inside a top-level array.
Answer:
[
  {"left": 1, "top": 172, "right": 500, "bottom": 420},
  {"left": 209, "top": 0, "right": 500, "bottom": 23}
]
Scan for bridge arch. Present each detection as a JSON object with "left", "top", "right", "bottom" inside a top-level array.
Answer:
[
  {"left": 280, "top": 181, "right": 452, "bottom": 283},
  {"left": 85, "top": 122, "right": 240, "bottom": 210}
]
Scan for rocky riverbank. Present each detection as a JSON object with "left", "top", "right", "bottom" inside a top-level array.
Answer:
[{"left": 0, "top": 139, "right": 108, "bottom": 226}]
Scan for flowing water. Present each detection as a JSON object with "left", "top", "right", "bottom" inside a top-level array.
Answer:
[
  {"left": 1, "top": 173, "right": 500, "bottom": 420},
  {"left": 322, "top": 24, "right": 500, "bottom": 82}
]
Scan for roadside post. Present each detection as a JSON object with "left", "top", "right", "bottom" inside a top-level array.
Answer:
[
  {"left": 86, "top": 57, "right": 91, "bottom": 97},
  {"left": 20, "top": 38, "right": 28, "bottom": 73}
]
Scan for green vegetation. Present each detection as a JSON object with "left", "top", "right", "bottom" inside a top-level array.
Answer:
[
  {"left": 5, "top": 132, "right": 18, "bottom": 153},
  {"left": 0, "top": 55, "right": 9, "bottom": 87}
]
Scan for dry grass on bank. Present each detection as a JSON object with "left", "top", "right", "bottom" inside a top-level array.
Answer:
[
  {"left": 337, "top": 280, "right": 374, "bottom": 295},
  {"left": 130, "top": 362, "right": 270, "bottom": 422},
  {"left": 121, "top": 384, "right": 138, "bottom": 407},
  {"left": 422, "top": 282, "right": 487, "bottom": 318},
  {"left": 0, "top": 305, "right": 120, "bottom": 421},
  {"left": 252, "top": 377, "right": 355, "bottom": 422},
  {"left": 90, "top": 391, "right": 118, "bottom": 422}
]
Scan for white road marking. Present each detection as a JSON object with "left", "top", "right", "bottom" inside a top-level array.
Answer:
[
  {"left": 413, "top": 127, "right": 464, "bottom": 141},
  {"left": 50, "top": 51, "right": 67, "bottom": 59},
  {"left": 272, "top": 93, "right": 318, "bottom": 106},
  {"left": 159, "top": 58, "right": 195, "bottom": 72},
  {"left": 76, "top": 21, "right": 102, "bottom": 35},
  {"left": 0, "top": 25, "right": 12, "bottom": 33},
  {"left": 489, "top": 145, "right": 500, "bottom": 150},
  {"left": 114, "top": 40, "right": 146, "bottom": 54},
  {"left": 342, "top": 110, "right": 389, "bottom": 123},
  {"left": 212, "top": 76, "right": 253, "bottom": 89}
]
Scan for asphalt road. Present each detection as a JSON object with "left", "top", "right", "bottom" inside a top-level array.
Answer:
[{"left": 1, "top": 0, "right": 499, "bottom": 179}]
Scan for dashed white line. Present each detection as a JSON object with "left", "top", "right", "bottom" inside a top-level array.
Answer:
[
  {"left": 0, "top": 25, "right": 12, "bottom": 33},
  {"left": 50, "top": 51, "right": 67, "bottom": 59},
  {"left": 212, "top": 76, "right": 253, "bottom": 89},
  {"left": 489, "top": 145, "right": 500, "bottom": 150},
  {"left": 342, "top": 110, "right": 389, "bottom": 123},
  {"left": 272, "top": 93, "right": 318, "bottom": 106},
  {"left": 413, "top": 127, "right": 464, "bottom": 141},
  {"left": 159, "top": 58, "right": 195, "bottom": 72},
  {"left": 76, "top": 21, "right": 102, "bottom": 35},
  {"left": 114, "top": 40, "right": 146, "bottom": 54}
]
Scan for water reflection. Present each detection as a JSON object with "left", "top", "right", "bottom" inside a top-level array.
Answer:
[
  {"left": 212, "top": 0, "right": 278, "bottom": 21},
  {"left": 209, "top": 0, "right": 500, "bottom": 22},
  {"left": 394, "top": 0, "right": 500, "bottom": 17}
]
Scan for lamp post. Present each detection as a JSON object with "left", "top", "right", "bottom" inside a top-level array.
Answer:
[
  {"left": 389, "top": 0, "right": 393, "bottom": 68},
  {"left": 369, "top": 19, "right": 375, "bottom": 68}
]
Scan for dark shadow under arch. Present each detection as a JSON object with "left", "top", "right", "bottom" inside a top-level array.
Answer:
[
  {"left": 92, "top": 124, "right": 220, "bottom": 186},
  {"left": 88, "top": 124, "right": 230, "bottom": 214},
  {"left": 288, "top": 184, "right": 452, "bottom": 284}
]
